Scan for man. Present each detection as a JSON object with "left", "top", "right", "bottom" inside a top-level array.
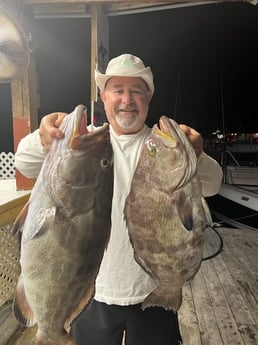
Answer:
[{"left": 15, "top": 54, "right": 222, "bottom": 345}]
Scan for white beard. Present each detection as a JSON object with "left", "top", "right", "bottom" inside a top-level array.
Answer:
[{"left": 115, "top": 113, "right": 138, "bottom": 129}]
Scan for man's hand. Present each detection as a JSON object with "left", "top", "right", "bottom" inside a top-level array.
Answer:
[
  {"left": 39, "top": 112, "right": 67, "bottom": 151},
  {"left": 179, "top": 124, "right": 203, "bottom": 158}
]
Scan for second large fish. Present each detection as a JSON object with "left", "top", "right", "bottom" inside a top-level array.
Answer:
[
  {"left": 124, "top": 116, "right": 211, "bottom": 312},
  {"left": 12, "top": 104, "right": 113, "bottom": 345}
]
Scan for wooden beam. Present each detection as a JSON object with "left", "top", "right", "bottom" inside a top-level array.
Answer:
[
  {"left": 10, "top": 5, "right": 38, "bottom": 191},
  {"left": 91, "top": 4, "right": 98, "bottom": 106},
  {"left": 23, "top": 1, "right": 257, "bottom": 17},
  {"left": 33, "top": 3, "right": 88, "bottom": 16},
  {"left": 90, "top": 4, "right": 109, "bottom": 123},
  {"left": 105, "top": 1, "right": 217, "bottom": 12},
  {"left": 11, "top": 54, "right": 38, "bottom": 191},
  {"left": 22, "top": 0, "right": 256, "bottom": 5},
  {"left": 23, "top": 0, "right": 187, "bottom": 3}
]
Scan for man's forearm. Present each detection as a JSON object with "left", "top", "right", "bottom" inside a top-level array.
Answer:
[{"left": 15, "top": 129, "right": 46, "bottom": 178}]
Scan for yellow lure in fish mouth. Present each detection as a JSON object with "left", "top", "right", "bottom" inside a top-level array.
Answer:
[
  {"left": 156, "top": 128, "right": 176, "bottom": 142},
  {"left": 146, "top": 129, "right": 177, "bottom": 158},
  {"left": 152, "top": 123, "right": 177, "bottom": 149}
]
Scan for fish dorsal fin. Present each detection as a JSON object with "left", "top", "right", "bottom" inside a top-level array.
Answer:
[
  {"left": 12, "top": 201, "right": 30, "bottom": 236},
  {"left": 12, "top": 276, "right": 36, "bottom": 327}
]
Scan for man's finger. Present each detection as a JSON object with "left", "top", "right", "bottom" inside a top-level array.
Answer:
[{"left": 39, "top": 112, "right": 67, "bottom": 150}]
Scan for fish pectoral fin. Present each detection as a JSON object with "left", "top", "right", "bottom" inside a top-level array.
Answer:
[
  {"left": 64, "top": 279, "right": 95, "bottom": 333},
  {"left": 22, "top": 206, "right": 56, "bottom": 244},
  {"left": 12, "top": 201, "right": 30, "bottom": 235},
  {"left": 13, "top": 276, "right": 36, "bottom": 327},
  {"left": 176, "top": 194, "right": 193, "bottom": 231},
  {"left": 142, "top": 286, "right": 183, "bottom": 312}
]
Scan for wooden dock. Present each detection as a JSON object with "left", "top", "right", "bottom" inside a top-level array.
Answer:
[
  {"left": 178, "top": 226, "right": 258, "bottom": 345},
  {"left": 1, "top": 226, "right": 257, "bottom": 344}
]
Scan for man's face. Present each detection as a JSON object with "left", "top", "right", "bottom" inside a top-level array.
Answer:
[{"left": 100, "top": 76, "right": 153, "bottom": 135}]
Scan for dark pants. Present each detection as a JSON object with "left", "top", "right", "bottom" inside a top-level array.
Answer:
[{"left": 71, "top": 299, "right": 183, "bottom": 345}]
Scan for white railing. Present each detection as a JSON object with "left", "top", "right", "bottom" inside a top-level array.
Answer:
[{"left": 0, "top": 152, "right": 15, "bottom": 179}]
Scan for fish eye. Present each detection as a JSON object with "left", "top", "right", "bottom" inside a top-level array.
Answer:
[
  {"left": 146, "top": 141, "right": 157, "bottom": 157},
  {"left": 100, "top": 158, "right": 110, "bottom": 168},
  {"left": 148, "top": 146, "right": 156, "bottom": 157}
]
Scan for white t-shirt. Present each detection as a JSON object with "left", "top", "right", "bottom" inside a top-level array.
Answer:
[
  {"left": 95, "top": 125, "right": 158, "bottom": 305},
  {"left": 15, "top": 123, "right": 223, "bottom": 306}
]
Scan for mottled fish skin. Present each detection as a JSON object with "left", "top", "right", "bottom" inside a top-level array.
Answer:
[
  {"left": 124, "top": 116, "right": 210, "bottom": 312},
  {"left": 12, "top": 105, "right": 113, "bottom": 345}
]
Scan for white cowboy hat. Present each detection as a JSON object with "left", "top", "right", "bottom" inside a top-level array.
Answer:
[{"left": 95, "top": 54, "right": 154, "bottom": 93}]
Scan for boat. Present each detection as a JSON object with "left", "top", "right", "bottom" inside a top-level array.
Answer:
[{"left": 206, "top": 141, "right": 258, "bottom": 231}]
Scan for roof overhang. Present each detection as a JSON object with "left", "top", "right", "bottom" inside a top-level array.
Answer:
[{"left": 19, "top": 1, "right": 258, "bottom": 18}]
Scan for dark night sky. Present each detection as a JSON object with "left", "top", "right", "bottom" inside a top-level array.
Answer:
[{"left": 1, "top": 1, "right": 258, "bottom": 152}]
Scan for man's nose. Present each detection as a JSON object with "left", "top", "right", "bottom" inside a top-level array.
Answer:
[{"left": 122, "top": 92, "right": 134, "bottom": 104}]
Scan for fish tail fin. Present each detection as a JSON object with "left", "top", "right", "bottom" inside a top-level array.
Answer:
[
  {"left": 35, "top": 331, "right": 76, "bottom": 345},
  {"left": 12, "top": 201, "right": 29, "bottom": 236},
  {"left": 142, "top": 287, "right": 182, "bottom": 312},
  {"left": 12, "top": 275, "right": 36, "bottom": 327}
]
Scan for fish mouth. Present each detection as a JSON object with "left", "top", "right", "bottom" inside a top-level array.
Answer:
[
  {"left": 70, "top": 104, "right": 110, "bottom": 150},
  {"left": 153, "top": 116, "right": 177, "bottom": 147}
]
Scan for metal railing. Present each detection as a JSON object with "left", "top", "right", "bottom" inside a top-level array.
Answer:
[{"left": 0, "top": 152, "right": 15, "bottom": 180}]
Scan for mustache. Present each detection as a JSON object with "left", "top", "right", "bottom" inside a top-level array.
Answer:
[{"left": 118, "top": 107, "right": 137, "bottom": 112}]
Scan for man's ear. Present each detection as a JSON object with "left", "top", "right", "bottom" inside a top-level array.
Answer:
[
  {"left": 147, "top": 90, "right": 153, "bottom": 102},
  {"left": 100, "top": 90, "right": 106, "bottom": 102}
]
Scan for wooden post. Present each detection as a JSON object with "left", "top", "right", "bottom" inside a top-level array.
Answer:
[
  {"left": 11, "top": 5, "right": 38, "bottom": 190},
  {"left": 11, "top": 53, "right": 38, "bottom": 190},
  {"left": 90, "top": 4, "right": 109, "bottom": 125}
]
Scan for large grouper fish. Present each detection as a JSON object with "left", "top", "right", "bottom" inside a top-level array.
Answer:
[
  {"left": 12, "top": 104, "right": 114, "bottom": 345},
  {"left": 124, "top": 116, "right": 211, "bottom": 312}
]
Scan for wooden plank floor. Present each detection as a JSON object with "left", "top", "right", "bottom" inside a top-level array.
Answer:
[
  {"left": 178, "top": 226, "right": 258, "bottom": 345},
  {"left": 1, "top": 227, "right": 257, "bottom": 345}
]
